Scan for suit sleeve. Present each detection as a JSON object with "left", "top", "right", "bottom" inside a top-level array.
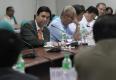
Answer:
[{"left": 20, "top": 23, "right": 43, "bottom": 48}]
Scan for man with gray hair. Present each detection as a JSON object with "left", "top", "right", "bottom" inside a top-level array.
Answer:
[
  {"left": 96, "top": 2, "right": 106, "bottom": 16},
  {"left": 48, "top": 5, "right": 77, "bottom": 42}
]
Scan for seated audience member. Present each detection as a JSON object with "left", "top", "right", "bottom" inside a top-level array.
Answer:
[
  {"left": 74, "top": 15, "right": 116, "bottom": 80},
  {"left": 21, "top": 6, "right": 51, "bottom": 48},
  {"left": 3, "top": 6, "right": 19, "bottom": 30},
  {"left": 0, "top": 21, "right": 39, "bottom": 80},
  {"left": 96, "top": 2, "right": 106, "bottom": 16},
  {"left": 71, "top": 4, "right": 85, "bottom": 40},
  {"left": 106, "top": 7, "right": 113, "bottom": 15},
  {"left": 48, "top": 5, "right": 76, "bottom": 42},
  {"left": 79, "top": 6, "right": 98, "bottom": 45}
]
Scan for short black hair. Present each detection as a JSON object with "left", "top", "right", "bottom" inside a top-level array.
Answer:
[
  {"left": 72, "top": 4, "right": 85, "bottom": 15},
  {"left": 93, "top": 15, "right": 116, "bottom": 42},
  {"left": 6, "top": 6, "right": 14, "bottom": 12},
  {"left": 36, "top": 6, "right": 51, "bottom": 18},
  {"left": 106, "top": 7, "right": 113, "bottom": 15},
  {"left": 0, "top": 29, "right": 22, "bottom": 67},
  {"left": 86, "top": 6, "right": 98, "bottom": 15}
]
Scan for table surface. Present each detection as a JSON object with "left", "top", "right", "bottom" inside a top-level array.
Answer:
[
  {"left": 22, "top": 47, "right": 78, "bottom": 80},
  {"left": 22, "top": 47, "right": 78, "bottom": 68}
]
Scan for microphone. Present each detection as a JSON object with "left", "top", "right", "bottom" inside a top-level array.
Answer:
[
  {"left": 50, "top": 25, "right": 65, "bottom": 42},
  {"left": 21, "top": 39, "right": 36, "bottom": 58},
  {"left": 51, "top": 25, "right": 65, "bottom": 33},
  {"left": 51, "top": 34, "right": 61, "bottom": 42}
]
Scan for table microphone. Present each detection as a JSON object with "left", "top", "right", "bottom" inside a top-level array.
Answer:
[
  {"left": 21, "top": 39, "right": 36, "bottom": 58},
  {"left": 50, "top": 25, "right": 65, "bottom": 42}
]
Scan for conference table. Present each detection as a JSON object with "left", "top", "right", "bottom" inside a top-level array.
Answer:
[{"left": 22, "top": 47, "right": 78, "bottom": 80}]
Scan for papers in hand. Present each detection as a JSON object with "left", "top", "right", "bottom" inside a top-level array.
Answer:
[{"left": 44, "top": 42, "right": 54, "bottom": 48}]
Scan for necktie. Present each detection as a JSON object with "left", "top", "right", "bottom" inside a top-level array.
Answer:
[{"left": 38, "top": 29, "right": 44, "bottom": 40}]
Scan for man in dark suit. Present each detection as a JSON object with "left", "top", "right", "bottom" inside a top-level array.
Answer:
[
  {"left": 21, "top": 6, "right": 51, "bottom": 48},
  {"left": 0, "top": 20, "right": 39, "bottom": 80}
]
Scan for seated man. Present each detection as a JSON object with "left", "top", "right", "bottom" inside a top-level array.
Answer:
[
  {"left": 21, "top": 6, "right": 51, "bottom": 48},
  {"left": 48, "top": 5, "right": 77, "bottom": 42},
  {"left": 3, "top": 6, "right": 20, "bottom": 30},
  {"left": 74, "top": 15, "right": 116, "bottom": 80},
  {"left": 79, "top": 6, "right": 98, "bottom": 45},
  {"left": 71, "top": 4, "right": 85, "bottom": 41},
  {"left": 0, "top": 21, "right": 39, "bottom": 80}
]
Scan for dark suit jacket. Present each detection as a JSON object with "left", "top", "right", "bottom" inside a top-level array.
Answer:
[
  {"left": 20, "top": 20, "right": 50, "bottom": 48},
  {"left": 0, "top": 68, "right": 39, "bottom": 80},
  {"left": 74, "top": 39, "right": 116, "bottom": 80}
]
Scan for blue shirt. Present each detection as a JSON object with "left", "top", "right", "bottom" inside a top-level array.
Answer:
[{"left": 48, "top": 17, "right": 75, "bottom": 42}]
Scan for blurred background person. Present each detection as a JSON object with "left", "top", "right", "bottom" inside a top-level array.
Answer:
[
  {"left": 96, "top": 3, "right": 106, "bottom": 16},
  {"left": 3, "top": 6, "right": 19, "bottom": 30},
  {"left": 0, "top": 21, "right": 39, "bottom": 80},
  {"left": 106, "top": 7, "right": 113, "bottom": 15},
  {"left": 74, "top": 15, "right": 116, "bottom": 80}
]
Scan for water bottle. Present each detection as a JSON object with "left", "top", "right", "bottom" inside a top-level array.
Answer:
[
  {"left": 62, "top": 53, "right": 72, "bottom": 70},
  {"left": 61, "top": 32, "right": 67, "bottom": 49},
  {"left": 61, "top": 32, "right": 67, "bottom": 42},
  {"left": 13, "top": 54, "right": 25, "bottom": 73}
]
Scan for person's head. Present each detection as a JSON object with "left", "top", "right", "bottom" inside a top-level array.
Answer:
[
  {"left": 106, "top": 7, "right": 113, "bottom": 15},
  {"left": 35, "top": 6, "right": 51, "bottom": 27},
  {"left": 61, "top": 5, "right": 76, "bottom": 26},
  {"left": 0, "top": 23, "right": 22, "bottom": 68},
  {"left": 85, "top": 6, "right": 98, "bottom": 22},
  {"left": 72, "top": 4, "right": 85, "bottom": 21},
  {"left": 93, "top": 15, "right": 116, "bottom": 42},
  {"left": 6, "top": 6, "right": 15, "bottom": 17},
  {"left": 96, "top": 3, "right": 106, "bottom": 16}
]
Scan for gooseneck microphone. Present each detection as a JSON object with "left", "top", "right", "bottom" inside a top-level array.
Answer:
[
  {"left": 50, "top": 25, "right": 65, "bottom": 42},
  {"left": 21, "top": 39, "right": 36, "bottom": 58}
]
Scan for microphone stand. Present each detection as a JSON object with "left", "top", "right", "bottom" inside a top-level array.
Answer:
[{"left": 21, "top": 39, "right": 36, "bottom": 58}]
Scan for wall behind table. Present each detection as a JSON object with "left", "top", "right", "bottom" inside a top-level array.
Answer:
[
  {"left": 0, "top": 0, "right": 115, "bottom": 23},
  {"left": 0, "top": 0, "right": 37, "bottom": 24},
  {"left": 56, "top": 0, "right": 116, "bottom": 15},
  {"left": 37, "top": 0, "right": 56, "bottom": 15}
]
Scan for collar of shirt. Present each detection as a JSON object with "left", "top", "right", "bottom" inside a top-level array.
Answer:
[
  {"left": 82, "top": 15, "right": 88, "bottom": 25},
  {"left": 4, "top": 15, "right": 15, "bottom": 26},
  {"left": 35, "top": 20, "right": 43, "bottom": 31},
  {"left": 5, "top": 15, "right": 13, "bottom": 19},
  {"left": 35, "top": 20, "right": 41, "bottom": 31}
]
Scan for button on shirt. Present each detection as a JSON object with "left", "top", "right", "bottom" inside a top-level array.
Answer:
[{"left": 79, "top": 15, "right": 95, "bottom": 46}]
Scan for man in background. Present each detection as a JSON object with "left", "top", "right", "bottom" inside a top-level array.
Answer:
[
  {"left": 3, "top": 6, "right": 19, "bottom": 30},
  {"left": 96, "top": 3, "right": 106, "bottom": 16}
]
